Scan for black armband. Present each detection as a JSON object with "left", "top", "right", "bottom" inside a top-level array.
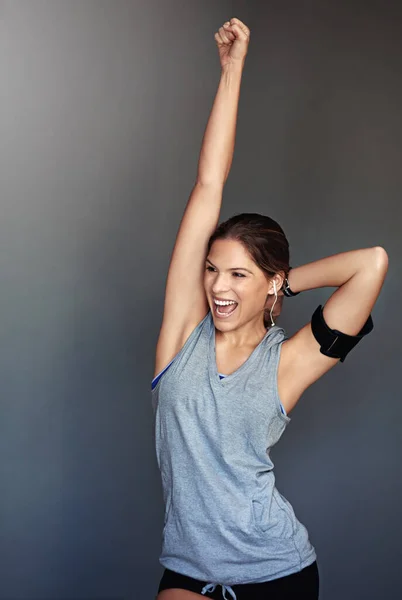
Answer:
[{"left": 311, "top": 305, "right": 374, "bottom": 363}]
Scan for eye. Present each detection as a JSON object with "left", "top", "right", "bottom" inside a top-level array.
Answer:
[
  {"left": 233, "top": 272, "right": 245, "bottom": 278},
  {"left": 205, "top": 265, "right": 215, "bottom": 272}
]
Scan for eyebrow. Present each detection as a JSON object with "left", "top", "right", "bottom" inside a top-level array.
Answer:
[{"left": 206, "top": 258, "right": 254, "bottom": 275}]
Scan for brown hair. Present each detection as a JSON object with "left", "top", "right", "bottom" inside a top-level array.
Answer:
[{"left": 207, "top": 213, "right": 291, "bottom": 328}]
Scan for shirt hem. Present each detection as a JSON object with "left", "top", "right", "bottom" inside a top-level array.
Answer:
[{"left": 160, "top": 548, "right": 317, "bottom": 586}]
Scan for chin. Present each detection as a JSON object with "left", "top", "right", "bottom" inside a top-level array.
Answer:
[{"left": 211, "top": 312, "right": 242, "bottom": 334}]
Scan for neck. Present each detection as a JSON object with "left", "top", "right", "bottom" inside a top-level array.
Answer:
[{"left": 215, "top": 315, "right": 268, "bottom": 348}]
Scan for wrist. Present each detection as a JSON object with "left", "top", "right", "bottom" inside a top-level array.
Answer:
[
  {"left": 221, "top": 59, "right": 245, "bottom": 76},
  {"left": 283, "top": 267, "right": 300, "bottom": 297}
]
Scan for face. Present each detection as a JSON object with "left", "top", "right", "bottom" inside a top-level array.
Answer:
[{"left": 204, "top": 239, "right": 273, "bottom": 330}]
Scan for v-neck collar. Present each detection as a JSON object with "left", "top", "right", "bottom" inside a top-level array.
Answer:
[{"left": 207, "top": 313, "right": 273, "bottom": 387}]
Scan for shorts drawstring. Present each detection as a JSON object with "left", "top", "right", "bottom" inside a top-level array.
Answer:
[{"left": 201, "top": 582, "right": 237, "bottom": 600}]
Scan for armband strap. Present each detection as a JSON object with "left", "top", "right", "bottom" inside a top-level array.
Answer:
[{"left": 311, "top": 305, "right": 374, "bottom": 363}]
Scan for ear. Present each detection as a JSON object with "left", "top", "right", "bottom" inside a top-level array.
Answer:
[{"left": 268, "top": 273, "right": 285, "bottom": 295}]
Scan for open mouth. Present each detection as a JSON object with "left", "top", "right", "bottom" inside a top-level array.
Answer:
[{"left": 213, "top": 299, "right": 238, "bottom": 318}]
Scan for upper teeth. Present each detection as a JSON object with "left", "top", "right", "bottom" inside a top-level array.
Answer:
[{"left": 214, "top": 299, "right": 237, "bottom": 306}]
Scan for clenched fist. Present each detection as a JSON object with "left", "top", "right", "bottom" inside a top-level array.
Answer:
[{"left": 214, "top": 17, "right": 250, "bottom": 69}]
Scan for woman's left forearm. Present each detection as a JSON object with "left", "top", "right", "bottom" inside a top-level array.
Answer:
[{"left": 288, "top": 247, "right": 388, "bottom": 293}]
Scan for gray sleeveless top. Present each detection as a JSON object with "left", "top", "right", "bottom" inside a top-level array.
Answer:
[{"left": 152, "top": 311, "right": 316, "bottom": 590}]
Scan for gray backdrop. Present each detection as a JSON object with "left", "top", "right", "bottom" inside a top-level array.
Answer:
[{"left": 1, "top": 1, "right": 401, "bottom": 599}]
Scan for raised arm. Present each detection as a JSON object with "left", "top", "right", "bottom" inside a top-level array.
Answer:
[
  {"left": 154, "top": 18, "right": 251, "bottom": 378},
  {"left": 278, "top": 247, "right": 389, "bottom": 414}
]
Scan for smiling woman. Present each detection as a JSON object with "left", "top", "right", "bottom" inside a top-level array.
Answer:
[{"left": 151, "top": 14, "right": 387, "bottom": 600}]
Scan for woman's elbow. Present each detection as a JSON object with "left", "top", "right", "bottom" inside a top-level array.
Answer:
[{"left": 372, "top": 246, "right": 389, "bottom": 272}]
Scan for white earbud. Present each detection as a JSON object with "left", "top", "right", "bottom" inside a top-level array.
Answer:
[{"left": 269, "top": 281, "right": 278, "bottom": 327}]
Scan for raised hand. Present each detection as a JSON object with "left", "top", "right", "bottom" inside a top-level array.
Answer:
[{"left": 214, "top": 17, "right": 250, "bottom": 69}]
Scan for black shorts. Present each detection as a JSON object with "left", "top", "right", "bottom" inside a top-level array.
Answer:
[{"left": 157, "top": 560, "right": 319, "bottom": 599}]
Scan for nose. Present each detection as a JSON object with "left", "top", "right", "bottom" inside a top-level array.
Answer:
[{"left": 211, "top": 272, "right": 231, "bottom": 295}]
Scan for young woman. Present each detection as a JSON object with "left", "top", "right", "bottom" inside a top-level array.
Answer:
[{"left": 152, "top": 17, "right": 388, "bottom": 600}]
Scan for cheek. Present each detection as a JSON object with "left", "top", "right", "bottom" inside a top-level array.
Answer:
[
  {"left": 235, "top": 279, "right": 259, "bottom": 299},
  {"left": 240, "top": 280, "right": 267, "bottom": 303},
  {"left": 203, "top": 272, "right": 213, "bottom": 291}
]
